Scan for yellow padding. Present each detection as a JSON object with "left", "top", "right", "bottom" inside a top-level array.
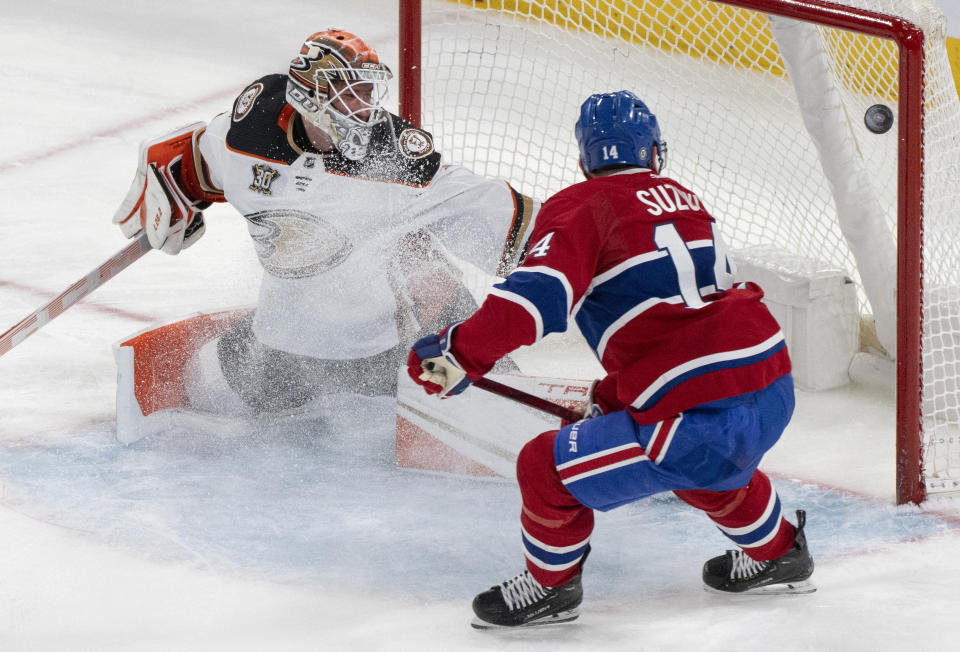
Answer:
[
  {"left": 451, "top": 1, "right": 960, "bottom": 103},
  {"left": 456, "top": 0, "right": 784, "bottom": 75},
  {"left": 948, "top": 37, "right": 960, "bottom": 99}
]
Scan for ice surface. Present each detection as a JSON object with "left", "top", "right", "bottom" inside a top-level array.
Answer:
[{"left": 2, "top": 1, "right": 960, "bottom": 651}]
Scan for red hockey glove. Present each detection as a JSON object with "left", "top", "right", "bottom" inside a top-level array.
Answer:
[
  {"left": 407, "top": 323, "right": 473, "bottom": 397},
  {"left": 113, "top": 122, "right": 217, "bottom": 255}
]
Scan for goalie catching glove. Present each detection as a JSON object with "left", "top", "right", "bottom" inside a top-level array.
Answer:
[
  {"left": 113, "top": 123, "right": 222, "bottom": 255},
  {"left": 407, "top": 323, "right": 473, "bottom": 397}
]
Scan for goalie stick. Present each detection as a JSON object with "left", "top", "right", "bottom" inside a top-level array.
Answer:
[
  {"left": 474, "top": 377, "right": 582, "bottom": 424},
  {"left": 0, "top": 234, "right": 152, "bottom": 357}
]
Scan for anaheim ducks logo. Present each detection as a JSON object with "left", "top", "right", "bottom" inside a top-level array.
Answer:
[
  {"left": 233, "top": 82, "right": 263, "bottom": 122},
  {"left": 398, "top": 128, "right": 434, "bottom": 159},
  {"left": 289, "top": 48, "right": 346, "bottom": 92},
  {"left": 246, "top": 209, "right": 353, "bottom": 279}
]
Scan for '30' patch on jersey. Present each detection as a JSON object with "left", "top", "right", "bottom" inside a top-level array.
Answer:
[{"left": 250, "top": 164, "right": 280, "bottom": 194}]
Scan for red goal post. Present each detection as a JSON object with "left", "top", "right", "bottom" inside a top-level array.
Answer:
[{"left": 397, "top": 0, "right": 940, "bottom": 504}]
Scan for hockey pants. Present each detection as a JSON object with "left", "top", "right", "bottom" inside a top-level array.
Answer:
[{"left": 517, "top": 375, "right": 798, "bottom": 587}]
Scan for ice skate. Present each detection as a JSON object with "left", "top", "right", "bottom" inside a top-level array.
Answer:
[
  {"left": 702, "top": 509, "right": 815, "bottom": 595},
  {"left": 471, "top": 570, "right": 582, "bottom": 629}
]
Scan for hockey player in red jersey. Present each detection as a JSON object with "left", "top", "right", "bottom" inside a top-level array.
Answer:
[
  {"left": 407, "top": 91, "right": 814, "bottom": 628},
  {"left": 112, "top": 30, "right": 537, "bottom": 417}
]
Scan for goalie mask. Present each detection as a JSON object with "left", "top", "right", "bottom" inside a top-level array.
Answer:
[{"left": 286, "top": 29, "right": 393, "bottom": 160}]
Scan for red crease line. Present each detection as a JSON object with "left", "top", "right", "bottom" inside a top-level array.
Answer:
[
  {"left": 0, "top": 86, "right": 241, "bottom": 174},
  {"left": 0, "top": 279, "right": 156, "bottom": 324}
]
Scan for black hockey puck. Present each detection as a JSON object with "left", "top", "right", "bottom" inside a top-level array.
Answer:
[{"left": 864, "top": 104, "right": 894, "bottom": 134}]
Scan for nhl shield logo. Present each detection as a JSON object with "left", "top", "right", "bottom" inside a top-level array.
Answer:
[{"left": 398, "top": 128, "right": 435, "bottom": 159}]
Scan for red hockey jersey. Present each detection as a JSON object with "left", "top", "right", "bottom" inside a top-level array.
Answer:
[{"left": 451, "top": 169, "right": 791, "bottom": 424}]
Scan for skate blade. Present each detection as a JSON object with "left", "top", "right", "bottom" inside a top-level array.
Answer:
[
  {"left": 470, "top": 609, "right": 580, "bottom": 629},
  {"left": 705, "top": 580, "right": 817, "bottom": 596}
]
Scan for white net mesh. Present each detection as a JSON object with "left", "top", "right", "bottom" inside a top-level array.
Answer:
[{"left": 417, "top": 0, "right": 960, "bottom": 496}]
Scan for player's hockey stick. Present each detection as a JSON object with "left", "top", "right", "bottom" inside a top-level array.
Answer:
[
  {"left": 0, "top": 234, "right": 152, "bottom": 357},
  {"left": 474, "top": 377, "right": 582, "bottom": 423}
]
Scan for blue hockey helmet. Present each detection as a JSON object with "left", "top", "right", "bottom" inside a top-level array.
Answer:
[{"left": 575, "top": 91, "right": 667, "bottom": 174}]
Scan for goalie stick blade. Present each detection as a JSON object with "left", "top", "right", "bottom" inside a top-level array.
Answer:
[{"left": 704, "top": 580, "right": 817, "bottom": 596}]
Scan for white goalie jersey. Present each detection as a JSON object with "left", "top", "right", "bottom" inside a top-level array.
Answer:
[{"left": 194, "top": 74, "right": 538, "bottom": 360}]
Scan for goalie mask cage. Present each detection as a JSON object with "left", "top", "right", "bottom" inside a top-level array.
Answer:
[{"left": 398, "top": 0, "right": 960, "bottom": 505}]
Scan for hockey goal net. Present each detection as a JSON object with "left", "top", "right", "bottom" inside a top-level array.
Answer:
[{"left": 398, "top": 0, "right": 960, "bottom": 504}]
